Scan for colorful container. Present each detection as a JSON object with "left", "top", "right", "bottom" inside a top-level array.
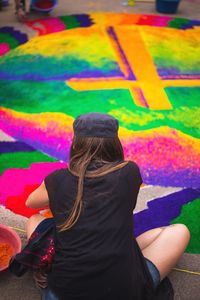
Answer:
[
  {"left": 31, "top": 0, "right": 57, "bottom": 13},
  {"left": 0, "top": 224, "right": 21, "bottom": 271}
]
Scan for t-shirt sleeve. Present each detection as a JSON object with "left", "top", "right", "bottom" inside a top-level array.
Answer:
[
  {"left": 123, "top": 161, "right": 143, "bottom": 210},
  {"left": 128, "top": 161, "right": 143, "bottom": 187},
  {"left": 44, "top": 169, "right": 61, "bottom": 210}
]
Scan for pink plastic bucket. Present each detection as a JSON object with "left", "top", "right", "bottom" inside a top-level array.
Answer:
[
  {"left": 31, "top": 0, "right": 57, "bottom": 12},
  {"left": 0, "top": 224, "right": 22, "bottom": 271}
]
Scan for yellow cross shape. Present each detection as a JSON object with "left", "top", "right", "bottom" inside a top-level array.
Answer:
[{"left": 66, "top": 26, "right": 199, "bottom": 110}]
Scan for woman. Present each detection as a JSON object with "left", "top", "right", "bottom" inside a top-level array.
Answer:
[
  {"left": 25, "top": 112, "right": 190, "bottom": 300},
  {"left": 14, "top": 0, "right": 56, "bottom": 22},
  {"left": 15, "top": 0, "right": 26, "bottom": 22}
]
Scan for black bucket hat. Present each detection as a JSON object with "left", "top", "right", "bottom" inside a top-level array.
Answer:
[{"left": 73, "top": 112, "right": 119, "bottom": 138}]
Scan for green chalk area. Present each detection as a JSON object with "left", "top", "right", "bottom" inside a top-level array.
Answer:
[
  {"left": 0, "top": 151, "right": 57, "bottom": 175},
  {"left": 171, "top": 197, "right": 200, "bottom": 253},
  {"left": 0, "top": 80, "right": 199, "bottom": 139},
  {"left": 58, "top": 15, "right": 81, "bottom": 29},
  {"left": 0, "top": 33, "right": 19, "bottom": 50},
  {"left": 165, "top": 87, "right": 200, "bottom": 108},
  {"left": 168, "top": 18, "right": 192, "bottom": 29}
]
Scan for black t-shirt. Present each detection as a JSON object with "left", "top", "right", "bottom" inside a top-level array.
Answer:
[{"left": 44, "top": 161, "right": 155, "bottom": 300}]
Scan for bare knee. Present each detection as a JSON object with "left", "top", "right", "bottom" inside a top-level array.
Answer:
[
  {"left": 26, "top": 214, "right": 45, "bottom": 239},
  {"left": 171, "top": 223, "right": 190, "bottom": 244},
  {"left": 27, "top": 214, "right": 43, "bottom": 226},
  {"left": 142, "top": 224, "right": 190, "bottom": 280},
  {"left": 163, "top": 223, "right": 190, "bottom": 254},
  {"left": 170, "top": 224, "right": 190, "bottom": 240}
]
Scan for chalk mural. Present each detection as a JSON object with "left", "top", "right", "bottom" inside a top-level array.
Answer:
[{"left": 0, "top": 13, "right": 199, "bottom": 253}]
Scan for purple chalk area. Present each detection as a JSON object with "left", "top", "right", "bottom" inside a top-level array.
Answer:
[
  {"left": 73, "top": 68, "right": 123, "bottom": 78},
  {"left": 0, "top": 141, "right": 36, "bottom": 153},
  {"left": 73, "top": 14, "right": 94, "bottom": 27},
  {"left": 107, "top": 27, "right": 136, "bottom": 80},
  {"left": 134, "top": 188, "right": 200, "bottom": 237},
  {"left": 0, "top": 26, "right": 28, "bottom": 44},
  {"left": 142, "top": 168, "right": 200, "bottom": 188},
  {"left": 181, "top": 20, "right": 200, "bottom": 29},
  {"left": 0, "top": 69, "right": 122, "bottom": 81},
  {"left": 157, "top": 66, "right": 200, "bottom": 79}
]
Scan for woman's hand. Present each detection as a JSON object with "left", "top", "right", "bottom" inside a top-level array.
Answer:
[{"left": 16, "top": 7, "right": 27, "bottom": 22}]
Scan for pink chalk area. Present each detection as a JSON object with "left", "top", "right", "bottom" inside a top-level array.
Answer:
[
  {"left": 0, "top": 43, "right": 10, "bottom": 56},
  {"left": 26, "top": 18, "right": 65, "bottom": 35},
  {"left": 0, "top": 162, "right": 66, "bottom": 208}
]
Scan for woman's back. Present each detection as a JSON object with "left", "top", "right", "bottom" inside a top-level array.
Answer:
[
  {"left": 18, "top": 113, "right": 181, "bottom": 300},
  {"left": 44, "top": 161, "right": 152, "bottom": 300}
]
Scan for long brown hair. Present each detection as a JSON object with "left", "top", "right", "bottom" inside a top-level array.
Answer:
[{"left": 58, "top": 136, "right": 128, "bottom": 232}]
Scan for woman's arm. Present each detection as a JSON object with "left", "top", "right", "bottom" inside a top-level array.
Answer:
[{"left": 26, "top": 181, "right": 49, "bottom": 209}]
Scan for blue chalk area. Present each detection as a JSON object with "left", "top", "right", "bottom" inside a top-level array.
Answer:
[
  {"left": 134, "top": 188, "right": 200, "bottom": 237},
  {"left": 0, "top": 141, "right": 36, "bottom": 153}
]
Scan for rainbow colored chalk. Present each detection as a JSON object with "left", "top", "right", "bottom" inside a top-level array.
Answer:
[{"left": 0, "top": 13, "right": 200, "bottom": 253}]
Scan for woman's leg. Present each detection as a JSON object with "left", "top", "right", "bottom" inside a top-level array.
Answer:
[
  {"left": 141, "top": 224, "right": 190, "bottom": 280},
  {"left": 26, "top": 213, "right": 46, "bottom": 239},
  {"left": 136, "top": 227, "right": 164, "bottom": 250}
]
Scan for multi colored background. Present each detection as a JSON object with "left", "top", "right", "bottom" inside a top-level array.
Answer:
[{"left": 0, "top": 13, "right": 199, "bottom": 253}]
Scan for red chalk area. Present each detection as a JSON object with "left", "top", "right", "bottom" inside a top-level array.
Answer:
[{"left": 6, "top": 184, "right": 41, "bottom": 217}]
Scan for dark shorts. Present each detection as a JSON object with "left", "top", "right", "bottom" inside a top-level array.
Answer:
[
  {"left": 41, "top": 288, "right": 58, "bottom": 300},
  {"left": 35, "top": 218, "right": 54, "bottom": 233},
  {"left": 145, "top": 258, "right": 161, "bottom": 288}
]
